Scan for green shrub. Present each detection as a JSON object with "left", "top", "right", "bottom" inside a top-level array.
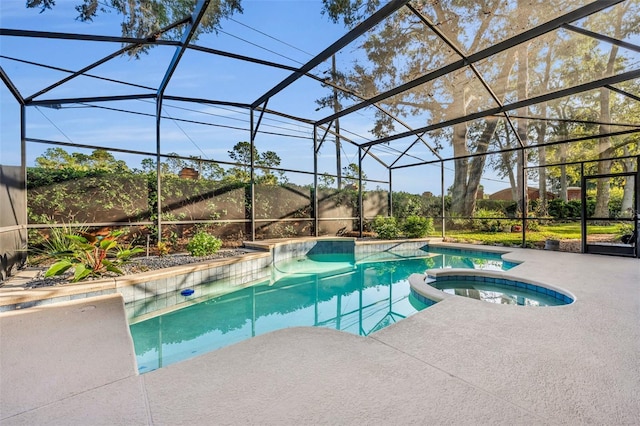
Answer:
[
  {"left": 526, "top": 218, "right": 541, "bottom": 231},
  {"left": 392, "top": 192, "right": 424, "bottom": 219},
  {"left": 401, "top": 215, "right": 434, "bottom": 238},
  {"left": 471, "top": 209, "right": 506, "bottom": 232},
  {"left": 371, "top": 216, "right": 400, "bottom": 239},
  {"left": 548, "top": 199, "right": 595, "bottom": 219},
  {"left": 619, "top": 222, "right": 634, "bottom": 242},
  {"left": 445, "top": 213, "right": 471, "bottom": 231},
  {"left": 608, "top": 187, "right": 624, "bottom": 218},
  {"left": 476, "top": 199, "right": 518, "bottom": 215},
  {"left": 505, "top": 202, "right": 519, "bottom": 217},
  {"left": 186, "top": 231, "right": 222, "bottom": 256}
]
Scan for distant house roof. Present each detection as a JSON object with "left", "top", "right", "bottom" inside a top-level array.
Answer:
[{"left": 489, "top": 187, "right": 556, "bottom": 201}]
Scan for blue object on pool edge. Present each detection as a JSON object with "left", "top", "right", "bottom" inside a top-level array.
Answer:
[{"left": 180, "top": 288, "right": 195, "bottom": 296}]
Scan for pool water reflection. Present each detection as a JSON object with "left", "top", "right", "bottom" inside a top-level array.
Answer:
[{"left": 130, "top": 248, "right": 515, "bottom": 372}]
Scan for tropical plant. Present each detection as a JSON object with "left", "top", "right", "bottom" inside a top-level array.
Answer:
[
  {"left": 39, "top": 222, "right": 89, "bottom": 255},
  {"left": 186, "top": 231, "right": 223, "bottom": 257},
  {"left": 156, "top": 241, "right": 171, "bottom": 257},
  {"left": 45, "top": 230, "right": 143, "bottom": 282}
]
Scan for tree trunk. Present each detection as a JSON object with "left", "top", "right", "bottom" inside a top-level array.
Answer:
[
  {"left": 516, "top": 40, "right": 529, "bottom": 215},
  {"left": 450, "top": 51, "right": 515, "bottom": 217},
  {"left": 594, "top": 18, "right": 621, "bottom": 218},
  {"left": 560, "top": 141, "right": 568, "bottom": 201},
  {"left": 450, "top": 119, "right": 500, "bottom": 216},
  {"left": 621, "top": 149, "right": 634, "bottom": 216},
  {"left": 594, "top": 86, "right": 612, "bottom": 219},
  {"left": 537, "top": 46, "right": 553, "bottom": 216},
  {"left": 507, "top": 161, "right": 517, "bottom": 201},
  {"left": 464, "top": 119, "right": 499, "bottom": 214},
  {"left": 538, "top": 143, "right": 548, "bottom": 215},
  {"left": 621, "top": 175, "right": 635, "bottom": 217},
  {"left": 497, "top": 128, "right": 518, "bottom": 201},
  {"left": 557, "top": 119, "right": 568, "bottom": 201},
  {"left": 450, "top": 121, "right": 470, "bottom": 216}
]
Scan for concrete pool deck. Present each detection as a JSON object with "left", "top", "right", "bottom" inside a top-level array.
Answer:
[{"left": 1, "top": 244, "right": 639, "bottom": 424}]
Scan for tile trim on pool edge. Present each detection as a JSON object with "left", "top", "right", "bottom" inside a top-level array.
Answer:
[{"left": 410, "top": 270, "right": 575, "bottom": 306}]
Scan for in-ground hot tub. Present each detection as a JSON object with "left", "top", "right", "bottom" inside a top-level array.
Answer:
[{"left": 409, "top": 273, "right": 574, "bottom": 307}]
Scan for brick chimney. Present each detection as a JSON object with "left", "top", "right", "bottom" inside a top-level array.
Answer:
[{"left": 178, "top": 167, "right": 199, "bottom": 180}]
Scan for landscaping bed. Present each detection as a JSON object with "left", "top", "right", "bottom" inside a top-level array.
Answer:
[{"left": 17, "top": 249, "right": 250, "bottom": 289}]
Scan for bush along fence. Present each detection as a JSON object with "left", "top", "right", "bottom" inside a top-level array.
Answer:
[
  {"left": 26, "top": 167, "right": 627, "bottom": 252},
  {"left": 26, "top": 168, "right": 389, "bottom": 247}
]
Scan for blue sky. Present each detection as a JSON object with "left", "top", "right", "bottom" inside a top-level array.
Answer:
[{"left": 1, "top": 1, "right": 514, "bottom": 196}]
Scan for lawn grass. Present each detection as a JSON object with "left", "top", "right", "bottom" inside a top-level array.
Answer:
[{"left": 443, "top": 222, "right": 626, "bottom": 246}]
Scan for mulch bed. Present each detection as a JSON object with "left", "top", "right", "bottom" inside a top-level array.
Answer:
[{"left": 21, "top": 249, "right": 249, "bottom": 289}]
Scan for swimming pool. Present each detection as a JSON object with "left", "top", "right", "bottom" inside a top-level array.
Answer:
[{"left": 129, "top": 247, "right": 515, "bottom": 372}]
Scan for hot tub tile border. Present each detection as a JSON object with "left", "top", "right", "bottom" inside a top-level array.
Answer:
[{"left": 423, "top": 273, "right": 574, "bottom": 304}]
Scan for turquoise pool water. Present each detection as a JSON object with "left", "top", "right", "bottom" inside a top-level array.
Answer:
[
  {"left": 430, "top": 279, "right": 566, "bottom": 306},
  {"left": 130, "top": 248, "right": 515, "bottom": 372}
]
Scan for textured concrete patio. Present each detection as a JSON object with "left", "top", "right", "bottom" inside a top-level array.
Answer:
[{"left": 1, "top": 245, "right": 639, "bottom": 425}]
